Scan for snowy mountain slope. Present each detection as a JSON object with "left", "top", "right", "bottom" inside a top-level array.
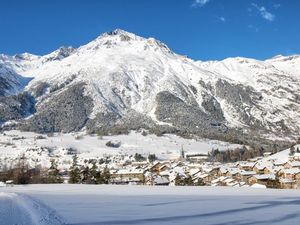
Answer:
[
  {"left": 266, "top": 54, "right": 300, "bottom": 77},
  {"left": 197, "top": 56, "right": 300, "bottom": 135},
  {"left": 0, "top": 29, "right": 299, "bottom": 145},
  {"left": 0, "top": 62, "right": 32, "bottom": 96},
  {"left": 0, "top": 46, "right": 75, "bottom": 96}
]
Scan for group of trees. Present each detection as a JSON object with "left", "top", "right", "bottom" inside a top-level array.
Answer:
[
  {"left": 0, "top": 154, "right": 56, "bottom": 184},
  {"left": 0, "top": 154, "right": 112, "bottom": 185},
  {"left": 208, "top": 146, "right": 267, "bottom": 163},
  {"left": 289, "top": 145, "right": 300, "bottom": 156},
  {"left": 134, "top": 153, "right": 157, "bottom": 163},
  {"left": 174, "top": 174, "right": 205, "bottom": 186},
  {"left": 207, "top": 137, "right": 300, "bottom": 163},
  {"left": 69, "top": 155, "right": 110, "bottom": 184}
]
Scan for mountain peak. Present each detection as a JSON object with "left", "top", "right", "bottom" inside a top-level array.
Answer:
[
  {"left": 106, "top": 28, "right": 133, "bottom": 36},
  {"left": 97, "top": 29, "right": 143, "bottom": 42},
  {"left": 13, "top": 53, "right": 40, "bottom": 61},
  {"left": 81, "top": 29, "right": 174, "bottom": 54},
  {"left": 42, "top": 46, "right": 76, "bottom": 62}
]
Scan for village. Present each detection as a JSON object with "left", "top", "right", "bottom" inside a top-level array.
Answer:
[
  {"left": 99, "top": 146, "right": 300, "bottom": 189},
  {"left": 1, "top": 144, "right": 300, "bottom": 189},
  {"left": 0, "top": 131, "right": 300, "bottom": 189}
]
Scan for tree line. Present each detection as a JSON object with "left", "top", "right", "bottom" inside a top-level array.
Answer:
[
  {"left": 208, "top": 146, "right": 266, "bottom": 163},
  {"left": 0, "top": 154, "right": 111, "bottom": 185}
]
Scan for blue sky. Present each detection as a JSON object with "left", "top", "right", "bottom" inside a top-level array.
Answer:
[{"left": 0, "top": 0, "right": 299, "bottom": 60}]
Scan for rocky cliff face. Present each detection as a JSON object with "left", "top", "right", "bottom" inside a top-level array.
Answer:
[{"left": 0, "top": 29, "right": 299, "bottom": 147}]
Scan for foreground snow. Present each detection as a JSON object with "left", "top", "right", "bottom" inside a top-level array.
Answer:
[{"left": 1, "top": 184, "right": 300, "bottom": 225}]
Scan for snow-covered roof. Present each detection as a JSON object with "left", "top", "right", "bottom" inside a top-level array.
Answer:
[
  {"left": 154, "top": 176, "right": 169, "bottom": 185},
  {"left": 288, "top": 161, "right": 300, "bottom": 167},
  {"left": 116, "top": 169, "right": 145, "bottom": 175},
  {"left": 279, "top": 168, "right": 300, "bottom": 175},
  {"left": 227, "top": 168, "right": 241, "bottom": 175},
  {"left": 279, "top": 178, "right": 295, "bottom": 184},
  {"left": 237, "top": 162, "right": 256, "bottom": 168},
  {"left": 239, "top": 171, "right": 256, "bottom": 176},
  {"left": 253, "top": 174, "right": 276, "bottom": 180}
]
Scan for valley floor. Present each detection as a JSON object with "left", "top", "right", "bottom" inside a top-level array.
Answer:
[{"left": 0, "top": 185, "right": 300, "bottom": 225}]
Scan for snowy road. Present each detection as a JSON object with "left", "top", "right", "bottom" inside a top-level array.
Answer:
[{"left": 1, "top": 185, "right": 300, "bottom": 225}]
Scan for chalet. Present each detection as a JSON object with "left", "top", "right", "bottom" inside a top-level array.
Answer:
[
  {"left": 144, "top": 171, "right": 155, "bottom": 185},
  {"left": 277, "top": 168, "right": 300, "bottom": 182},
  {"left": 221, "top": 177, "right": 235, "bottom": 186},
  {"left": 208, "top": 167, "right": 220, "bottom": 177},
  {"left": 185, "top": 153, "right": 208, "bottom": 163},
  {"left": 169, "top": 171, "right": 187, "bottom": 186},
  {"left": 153, "top": 176, "right": 169, "bottom": 186},
  {"left": 236, "top": 171, "right": 256, "bottom": 182},
  {"left": 159, "top": 164, "right": 171, "bottom": 174},
  {"left": 189, "top": 168, "right": 201, "bottom": 178},
  {"left": 149, "top": 162, "right": 161, "bottom": 173},
  {"left": 132, "top": 161, "right": 149, "bottom": 167},
  {"left": 237, "top": 162, "right": 256, "bottom": 171},
  {"left": 227, "top": 180, "right": 240, "bottom": 187},
  {"left": 211, "top": 176, "right": 228, "bottom": 186},
  {"left": 218, "top": 167, "right": 229, "bottom": 176},
  {"left": 253, "top": 165, "right": 272, "bottom": 174},
  {"left": 225, "top": 168, "right": 240, "bottom": 179},
  {"left": 248, "top": 174, "right": 276, "bottom": 186},
  {"left": 273, "top": 160, "right": 286, "bottom": 167},
  {"left": 278, "top": 178, "right": 297, "bottom": 189},
  {"left": 196, "top": 173, "right": 213, "bottom": 184},
  {"left": 284, "top": 161, "right": 300, "bottom": 169},
  {"left": 111, "top": 169, "right": 145, "bottom": 184}
]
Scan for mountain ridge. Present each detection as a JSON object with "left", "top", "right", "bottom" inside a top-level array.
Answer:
[{"left": 0, "top": 29, "right": 299, "bottom": 150}]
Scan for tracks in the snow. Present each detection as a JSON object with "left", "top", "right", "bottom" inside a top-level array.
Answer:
[{"left": 0, "top": 192, "right": 65, "bottom": 225}]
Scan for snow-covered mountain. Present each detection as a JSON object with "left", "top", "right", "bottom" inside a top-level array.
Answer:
[{"left": 0, "top": 29, "right": 299, "bottom": 145}]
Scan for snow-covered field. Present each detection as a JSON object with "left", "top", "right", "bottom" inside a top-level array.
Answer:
[
  {"left": 0, "top": 184, "right": 300, "bottom": 225},
  {"left": 0, "top": 130, "right": 242, "bottom": 168}
]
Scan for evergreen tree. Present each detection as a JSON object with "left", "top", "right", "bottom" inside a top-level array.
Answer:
[
  {"left": 69, "top": 154, "right": 81, "bottom": 184},
  {"left": 90, "top": 162, "right": 98, "bottom": 184},
  {"left": 134, "top": 153, "right": 146, "bottom": 162},
  {"left": 95, "top": 171, "right": 102, "bottom": 184},
  {"left": 47, "top": 159, "right": 63, "bottom": 183},
  {"left": 183, "top": 175, "right": 194, "bottom": 186},
  {"left": 81, "top": 166, "right": 92, "bottom": 184},
  {"left": 289, "top": 146, "right": 295, "bottom": 156},
  {"left": 196, "top": 178, "right": 205, "bottom": 186},
  {"left": 14, "top": 154, "right": 31, "bottom": 184},
  {"left": 103, "top": 166, "right": 111, "bottom": 184},
  {"left": 99, "top": 166, "right": 110, "bottom": 184},
  {"left": 148, "top": 154, "right": 157, "bottom": 163}
]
